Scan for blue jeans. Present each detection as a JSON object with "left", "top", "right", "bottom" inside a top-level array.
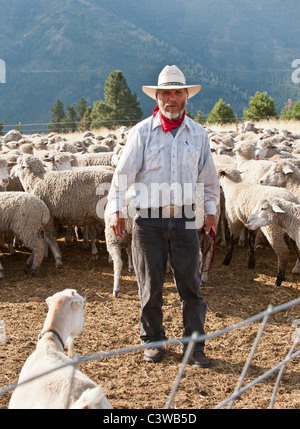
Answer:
[{"left": 132, "top": 212, "right": 207, "bottom": 352}]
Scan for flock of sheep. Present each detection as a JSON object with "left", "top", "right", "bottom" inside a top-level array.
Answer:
[
  {"left": 210, "top": 121, "right": 300, "bottom": 286},
  {"left": 0, "top": 127, "right": 127, "bottom": 289},
  {"left": 1, "top": 120, "right": 300, "bottom": 408},
  {"left": 1, "top": 120, "right": 300, "bottom": 290}
]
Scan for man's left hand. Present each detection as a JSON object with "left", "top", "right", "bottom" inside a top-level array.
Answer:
[{"left": 204, "top": 214, "right": 218, "bottom": 235}]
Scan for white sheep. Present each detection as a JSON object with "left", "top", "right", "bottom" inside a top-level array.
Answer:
[
  {"left": 259, "top": 159, "right": 300, "bottom": 200},
  {"left": 218, "top": 165, "right": 299, "bottom": 286},
  {"left": 3, "top": 129, "right": 23, "bottom": 143},
  {"left": 0, "top": 192, "right": 61, "bottom": 277},
  {"left": 247, "top": 197, "right": 300, "bottom": 274},
  {"left": 104, "top": 203, "right": 133, "bottom": 298},
  {"left": 74, "top": 151, "right": 117, "bottom": 168},
  {"left": 14, "top": 155, "right": 114, "bottom": 262},
  {"left": 233, "top": 141, "right": 274, "bottom": 183},
  {"left": 255, "top": 139, "right": 295, "bottom": 160},
  {"left": 243, "top": 121, "right": 260, "bottom": 134},
  {"left": 43, "top": 152, "right": 73, "bottom": 171},
  {"left": 9, "top": 289, "right": 112, "bottom": 409},
  {"left": 54, "top": 141, "right": 79, "bottom": 154},
  {"left": 0, "top": 157, "right": 10, "bottom": 188}
]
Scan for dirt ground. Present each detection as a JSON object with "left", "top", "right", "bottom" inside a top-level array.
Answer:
[{"left": 0, "top": 231, "right": 299, "bottom": 410}]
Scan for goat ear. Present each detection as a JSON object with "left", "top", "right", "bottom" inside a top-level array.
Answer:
[{"left": 272, "top": 204, "right": 285, "bottom": 213}]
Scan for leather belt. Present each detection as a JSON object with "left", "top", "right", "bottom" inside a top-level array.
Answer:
[{"left": 138, "top": 204, "right": 196, "bottom": 218}]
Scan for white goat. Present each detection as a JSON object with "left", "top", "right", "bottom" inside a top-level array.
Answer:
[{"left": 9, "top": 289, "right": 112, "bottom": 409}]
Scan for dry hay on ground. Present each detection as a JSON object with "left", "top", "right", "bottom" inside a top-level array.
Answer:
[{"left": 0, "top": 234, "right": 299, "bottom": 409}]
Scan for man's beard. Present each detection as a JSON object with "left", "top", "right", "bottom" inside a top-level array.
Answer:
[{"left": 158, "top": 97, "right": 187, "bottom": 120}]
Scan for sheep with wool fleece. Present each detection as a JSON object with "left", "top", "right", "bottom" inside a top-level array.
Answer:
[
  {"left": 247, "top": 196, "right": 300, "bottom": 249},
  {"left": 255, "top": 139, "right": 295, "bottom": 160},
  {"left": 0, "top": 191, "right": 60, "bottom": 277},
  {"left": 233, "top": 141, "right": 275, "bottom": 184},
  {"left": 14, "top": 155, "right": 114, "bottom": 262},
  {"left": 104, "top": 201, "right": 134, "bottom": 298},
  {"left": 259, "top": 159, "right": 300, "bottom": 200},
  {"left": 0, "top": 156, "right": 10, "bottom": 188},
  {"left": 218, "top": 164, "right": 299, "bottom": 286},
  {"left": 74, "top": 151, "right": 120, "bottom": 168},
  {"left": 9, "top": 289, "right": 112, "bottom": 409},
  {"left": 246, "top": 196, "right": 300, "bottom": 274}
]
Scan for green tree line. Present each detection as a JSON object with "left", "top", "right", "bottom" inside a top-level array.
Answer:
[
  {"left": 48, "top": 70, "right": 143, "bottom": 133},
  {"left": 47, "top": 70, "right": 300, "bottom": 134}
]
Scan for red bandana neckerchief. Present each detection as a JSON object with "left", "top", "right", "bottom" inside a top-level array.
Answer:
[{"left": 153, "top": 105, "right": 185, "bottom": 133}]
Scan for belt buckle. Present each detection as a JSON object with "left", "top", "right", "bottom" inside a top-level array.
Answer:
[{"left": 162, "top": 205, "right": 179, "bottom": 217}]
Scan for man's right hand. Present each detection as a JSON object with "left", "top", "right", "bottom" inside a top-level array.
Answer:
[{"left": 109, "top": 211, "right": 126, "bottom": 237}]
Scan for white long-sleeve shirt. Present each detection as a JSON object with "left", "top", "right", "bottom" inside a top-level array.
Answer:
[{"left": 107, "top": 113, "right": 220, "bottom": 216}]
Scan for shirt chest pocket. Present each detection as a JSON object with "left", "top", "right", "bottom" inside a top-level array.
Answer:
[
  {"left": 183, "top": 143, "right": 200, "bottom": 170},
  {"left": 144, "top": 143, "right": 165, "bottom": 171}
]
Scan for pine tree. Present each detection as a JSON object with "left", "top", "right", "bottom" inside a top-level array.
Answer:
[
  {"left": 63, "top": 104, "right": 78, "bottom": 133},
  {"left": 243, "top": 91, "right": 277, "bottom": 121},
  {"left": 194, "top": 111, "right": 206, "bottom": 125},
  {"left": 280, "top": 99, "right": 300, "bottom": 120},
  {"left": 48, "top": 99, "right": 66, "bottom": 133},
  {"left": 207, "top": 99, "right": 235, "bottom": 124},
  {"left": 77, "top": 97, "right": 88, "bottom": 120},
  {"left": 91, "top": 70, "right": 143, "bottom": 129}
]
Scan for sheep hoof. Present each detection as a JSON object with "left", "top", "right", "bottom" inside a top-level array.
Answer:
[
  {"left": 248, "top": 258, "right": 255, "bottom": 269},
  {"left": 55, "top": 261, "right": 63, "bottom": 268},
  {"left": 275, "top": 270, "right": 285, "bottom": 286},
  {"left": 113, "top": 290, "right": 120, "bottom": 298},
  {"left": 27, "top": 269, "right": 38, "bottom": 278},
  {"left": 24, "top": 265, "right": 31, "bottom": 274},
  {"left": 92, "top": 254, "right": 98, "bottom": 261}
]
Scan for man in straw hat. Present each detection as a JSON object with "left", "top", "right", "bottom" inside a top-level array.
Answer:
[{"left": 107, "top": 65, "right": 219, "bottom": 367}]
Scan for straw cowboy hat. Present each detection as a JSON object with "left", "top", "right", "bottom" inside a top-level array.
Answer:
[{"left": 142, "top": 65, "right": 201, "bottom": 100}]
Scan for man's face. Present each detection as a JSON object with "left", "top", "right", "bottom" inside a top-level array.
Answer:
[{"left": 157, "top": 88, "right": 188, "bottom": 120}]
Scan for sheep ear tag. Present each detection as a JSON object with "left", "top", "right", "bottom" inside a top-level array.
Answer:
[{"left": 272, "top": 205, "right": 285, "bottom": 213}]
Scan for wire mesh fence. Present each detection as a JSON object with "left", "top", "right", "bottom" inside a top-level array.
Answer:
[{"left": 1, "top": 297, "right": 299, "bottom": 409}]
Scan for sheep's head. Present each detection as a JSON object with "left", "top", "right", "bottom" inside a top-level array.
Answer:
[
  {"left": 218, "top": 166, "right": 242, "bottom": 183},
  {"left": 259, "top": 161, "right": 294, "bottom": 187},
  {"left": 246, "top": 198, "right": 284, "bottom": 230}
]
